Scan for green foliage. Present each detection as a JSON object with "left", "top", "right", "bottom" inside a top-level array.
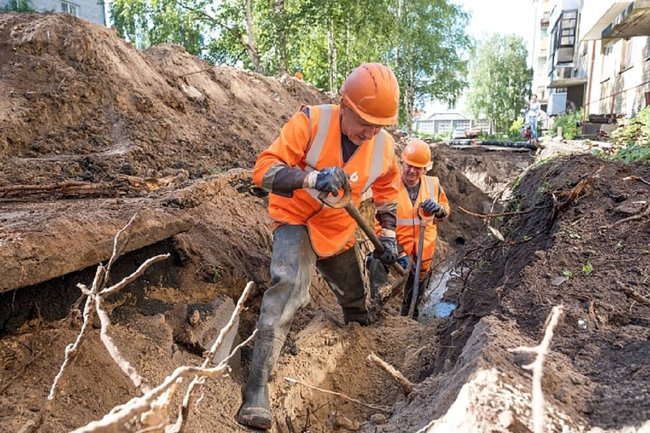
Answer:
[
  {"left": 550, "top": 110, "right": 581, "bottom": 140},
  {"left": 389, "top": 0, "right": 471, "bottom": 129},
  {"left": 467, "top": 34, "right": 532, "bottom": 133},
  {"left": 110, "top": 0, "right": 204, "bottom": 54},
  {"left": 609, "top": 106, "right": 650, "bottom": 163},
  {"left": 109, "top": 0, "right": 471, "bottom": 130},
  {"left": 582, "top": 262, "right": 593, "bottom": 276},
  {"left": 2, "top": 0, "right": 33, "bottom": 11},
  {"left": 509, "top": 116, "right": 524, "bottom": 140}
]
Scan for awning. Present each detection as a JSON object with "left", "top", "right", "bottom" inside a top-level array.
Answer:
[
  {"left": 602, "top": 0, "right": 650, "bottom": 40},
  {"left": 582, "top": 2, "right": 632, "bottom": 40}
]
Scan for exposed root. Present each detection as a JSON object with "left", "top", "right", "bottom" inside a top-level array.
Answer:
[
  {"left": 284, "top": 377, "right": 391, "bottom": 413},
  {"left": 601, "top": 203, "right": 650, "bottom": 229},
  {"left": 509, "top": 305, "right": 563, "bottom": 433},
  {"left": 615, "top": 281, "right": 650, "bottom": 307},
  {"left": 623, "top": 175, "right": 650, "bottom": 186},
  {"left": 367, "top": 352, "right": 413, "bottom": 396},
  {"left": 169, "top": 282, "right": 255, "bottom": 433},
  {"left": 457, "top": 205, "right": 546, "bottom": 219}
]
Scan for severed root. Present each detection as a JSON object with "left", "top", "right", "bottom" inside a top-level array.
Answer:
[
  {"left": 367, "top": 352, "right": 413, "bottom": 396},
  {"left": 284, "top": 377, "right": 391, "bottom": 413},
  {"left": 615, "top": 281, "right": 650, "bottom": 306},
  {"left": 327, "top": 411, "right": 360, "bottom": 431},
  {"left": 509, "top": 305, "right": 563, "bottom": 433}
]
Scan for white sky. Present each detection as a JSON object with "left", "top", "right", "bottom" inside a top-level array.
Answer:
[
  {"left": 453, "top": 0, "right": 537, "bottom": 63},
  {"left": 424, "top": 0, "right": 537, "bottom": 115}
]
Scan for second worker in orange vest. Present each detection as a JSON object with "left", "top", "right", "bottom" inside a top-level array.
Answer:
[
  {"left": 394, "top": 139, "right": 450, "bottom": 319},
  {"left": 238, "top": 63, "right": 401, "bottom": 430}
]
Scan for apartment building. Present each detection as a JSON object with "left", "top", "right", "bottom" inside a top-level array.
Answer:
[
  {"left": 0, "top": 0, "right": 106, "bottom": 26},
  {"left": 536, "top": 0, "right": 650, "bottom": 118}
]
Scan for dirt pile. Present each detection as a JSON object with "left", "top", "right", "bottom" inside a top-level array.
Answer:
[{"left": 0, "top": 13, "right": 327, "bottom": 185}]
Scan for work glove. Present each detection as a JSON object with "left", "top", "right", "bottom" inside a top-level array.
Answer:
[
  {"left": 396, "top": 255, "right": 409, "bottom": 270},
  {"left": 421, "top": 199, "right": 446, "bottom": 218},
  {"left": 375, "top": 235, "right": 398, "bottom": 266},
  {"left": 314, "top": 167, "right": 348, "bottom": 197}
]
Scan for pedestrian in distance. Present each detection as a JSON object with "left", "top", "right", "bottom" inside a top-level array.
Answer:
[
  {"left": 526, "top": 94, "right": 541, "bottom": 143},
  {"left": 237, "top": 63, "right": 402, "bottom": 430}
]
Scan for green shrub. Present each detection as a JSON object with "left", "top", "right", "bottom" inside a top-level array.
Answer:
[
  {"left": 508, "top": 116, "right": 524, "bottom": 140},
  {"left": 550, "top": 110, "right": 581, "bottom": 139},
  {"left": 609, "top": 106, "right": 650, "bottom": 163},
  {"left": 2, "top": 0, "right": 33, "bottom": 11}
]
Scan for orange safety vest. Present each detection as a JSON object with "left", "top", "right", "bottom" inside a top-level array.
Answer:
[
  {"left": 266, "top": 104, "right": 397, "bottom": 258},
  {"left": 396, "top": 176, "right": 448, "bottom": 275}
]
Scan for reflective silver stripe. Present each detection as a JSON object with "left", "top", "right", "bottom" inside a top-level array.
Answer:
[
  {"left": 425, "top": 176, "right": 438, "bottom": 200},
  {"left": 361, "top": 129, "right": 388, "bottom": 193},
  {"left": 305, "top": 105, "right": 333, "bottom": 168},
  {"left": 396, "top": 218, "right": 418, "bottom": 225},
  {"left": 262, "top": 163, "right": 285, "bottom": 192}
]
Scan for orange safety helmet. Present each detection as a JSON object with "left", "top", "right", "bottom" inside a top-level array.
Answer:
[
  {"left": 340, "top": 63, "right": 399, "bottom": 126},
  {"left": 401, "top": 139, "right": 431, "bottom": 168}
]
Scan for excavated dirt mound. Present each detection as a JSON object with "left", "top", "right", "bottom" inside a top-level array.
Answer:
[
  {"left": 413, "top": 154, "right": 650, "bottom": 432},
  {"left": 0, "top": 12, "right": 328, "bottom": 185}
]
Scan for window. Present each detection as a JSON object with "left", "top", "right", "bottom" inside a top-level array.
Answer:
[
  {"left": 620, "top": 38, "right": 634, "bottom": 72},
  {"left": 601, "top": 44, "right": 613, "bottom": 82},
  {"left": 61, "top": 1, "right": 78, "bottom": 16}
]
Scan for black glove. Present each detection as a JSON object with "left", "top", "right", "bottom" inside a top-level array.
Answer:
[
  {"left": 396, "top": 255, "right": 409, "bottom": 270},
  {"left": 420, "top": 199, "right": 441, "bottom": 216},
  {"left": 315, "top": 167, "right": 348, "bottom": 197},
  {"left": 375, "top": 236, "right": 398, "bottom": 265}
]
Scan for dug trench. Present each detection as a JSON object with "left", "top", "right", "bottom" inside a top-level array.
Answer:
[{"left": 1, "top": 12, "right": 649, "bottom": 433}]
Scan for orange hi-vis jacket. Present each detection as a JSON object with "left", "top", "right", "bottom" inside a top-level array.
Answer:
[
  {"left": 396, "top": 175, "right": 450, "bottom": 276},
  {"left": 252, "top": 104, "right": 399, "bottom": 258}
]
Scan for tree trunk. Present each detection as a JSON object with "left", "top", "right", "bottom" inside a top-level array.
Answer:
[
  {"left": 328, "top": 18, "right": 335, "bottom": 92},
  {"left": 274, "top": 0, "right": 287, "bottom": 74},
  {"left": 245, "top": 0, "right": 261, "bottom": 73}
]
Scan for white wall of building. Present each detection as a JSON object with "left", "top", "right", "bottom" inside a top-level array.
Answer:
[{"left": 0, "top": 0, "right": 105, "bottom": 26}]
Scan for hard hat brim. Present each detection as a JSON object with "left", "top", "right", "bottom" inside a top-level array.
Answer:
[{"left": 343, "top": 94, "right": 398, "bottom": 126}]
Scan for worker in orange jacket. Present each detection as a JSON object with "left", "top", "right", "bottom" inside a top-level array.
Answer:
[
  {"left": 294, "top": 65, "right": 304, "bottom": 80},
  {"left": 238, "top": 63, "right": 401, "bottom": 430},
  {"left": 394, "top": 140, "right": 450, "bottom": 319}
]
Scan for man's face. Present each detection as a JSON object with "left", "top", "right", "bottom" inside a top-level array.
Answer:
[
  {"left": 340, "top": 106, "right": 382, "bottom": 145},
  {"left": 401, "top": 162, "right": 424, "bottom": 187}
]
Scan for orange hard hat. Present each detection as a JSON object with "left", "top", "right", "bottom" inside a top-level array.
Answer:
[
  {"left": 340, "top": 63, "right": 399, "bottom": 126},
  {"left": 401, "top": 140, "right": 431, "bottom": 168}
]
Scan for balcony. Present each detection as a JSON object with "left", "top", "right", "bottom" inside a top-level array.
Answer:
[
  {"left": 548, "top": 65, "right": 587, "bottom": 88},
  {"left": 582, "top": 1, "right": 650, "bottom": 43},
  {"left": 602, "top": 1, "right": 650, "bottom": 40}
]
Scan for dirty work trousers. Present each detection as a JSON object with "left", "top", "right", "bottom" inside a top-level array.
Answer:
[
  {"left": 400, "top": 269, "right": 432, "bottom": 319},
  {"left": 245, "top": 224, "right": 368, "bottom": 394}
]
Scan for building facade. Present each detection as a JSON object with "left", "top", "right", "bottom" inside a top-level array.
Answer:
[
  {"left": 0, "top": 0, "right": 106, "bottom": 26},
  {"left": 535, "top": 0, "right": 650, "bottom": 118}
]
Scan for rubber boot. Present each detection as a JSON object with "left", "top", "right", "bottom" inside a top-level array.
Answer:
[
  {"left": 317, "top": 244, "right": 370, "bottom": 325},
  {"left": 236, "top": 332, "right": 276, "bottom": 429},
  {"left": 237, "top": 225, "right": 316, "bottom": 430}
]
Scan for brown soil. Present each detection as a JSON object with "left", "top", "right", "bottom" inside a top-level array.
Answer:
[{"left": 1, "top": 13, "right": 648, "bottom": 433}]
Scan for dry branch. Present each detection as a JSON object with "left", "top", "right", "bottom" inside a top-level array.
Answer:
[
  {"left": 509, "top": 305, "right": 564, "bottom": 433},
  {"left": 615, "top": 281, "right": 650, "bottom": 306},
  {"left": 601, "top": 203, "right": 650, "bottom": 229},
  {"left": 169, "top": 281, "right": 255, "bottom": 433},
  {"left": 457, "top": 205, "right": 544, "bottom": 219},
  {"left": 367, "top": 352, "right": 413, "bottom": 396},
  {"left": 284, "top": 377, "right": 391, "bottom": 413},
  {"left": 623, "top": 175, "right": 650, "bottom": 186},
  {"left": 71, "top": 331, "right": 257, "bottom": 433}
]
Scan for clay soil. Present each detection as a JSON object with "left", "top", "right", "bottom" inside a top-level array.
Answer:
[{"left": 1, "top": 12, "right": 649, "bottom": 433}]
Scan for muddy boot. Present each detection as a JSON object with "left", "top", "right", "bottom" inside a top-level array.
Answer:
[
  {"left": 317, "top": 245, "right": 369, "bottom": 325},
  {"left": 237, "top": 332, "right": 275, "bottom": 430},
  {"left": 237, "top": 225, "right": 316, "bottom": 430}
]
